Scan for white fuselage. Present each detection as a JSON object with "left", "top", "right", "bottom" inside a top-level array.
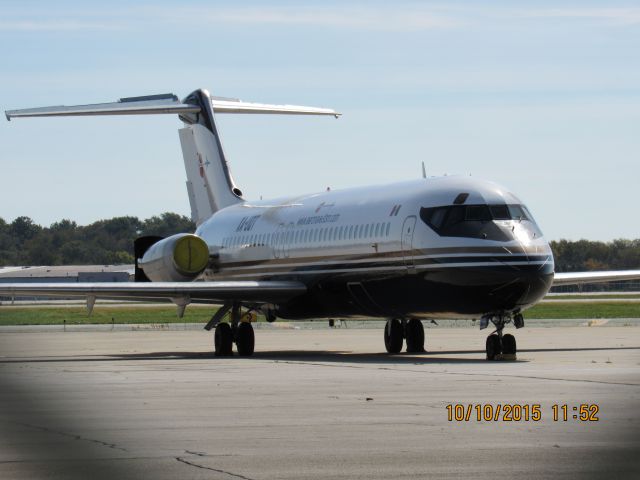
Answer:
[{"left": 195, "top": 176, "right": 554, "bottom": 319}]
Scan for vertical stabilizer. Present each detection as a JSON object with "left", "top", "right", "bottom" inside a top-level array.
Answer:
[
  {"left": 179, "top": 89, "right": 244, "bottom": 225},
  {"left": 5, "top": 88, "right": 340, "bottom": 227}
]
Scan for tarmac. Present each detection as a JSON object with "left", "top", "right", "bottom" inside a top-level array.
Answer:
[{"left": 0, "top": 324, "right": 639, "bottom": 479}]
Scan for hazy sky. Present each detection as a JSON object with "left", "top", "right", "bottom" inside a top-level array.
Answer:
[{"left": 1, "top": 1, "right": 638, "bottom": 240}]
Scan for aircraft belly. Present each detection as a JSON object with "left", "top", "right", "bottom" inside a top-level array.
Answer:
[{"left": 211, "top": 246, "right": 554, "bottom": 319}]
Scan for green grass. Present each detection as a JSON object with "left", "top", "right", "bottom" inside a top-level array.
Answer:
[
  {"left": 0, "top": 306, "right": 219, "bottom": 326},
  {"left": 0, "top": 301, "right": 638, "bottom": 326},
  {"left": 525, "top": 302, "right": 640, "bottom": 319}
]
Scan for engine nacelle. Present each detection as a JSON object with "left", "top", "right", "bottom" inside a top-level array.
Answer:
[{"left": 138, "top": 233, "right": 209, "bottom": 282}]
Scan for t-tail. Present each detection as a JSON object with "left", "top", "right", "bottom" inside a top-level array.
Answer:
[{"left": 5, "top": 89, "right": 340, "bottom": 225}]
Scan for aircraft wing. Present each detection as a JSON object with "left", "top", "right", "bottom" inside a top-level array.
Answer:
[
  {"left": 0, "top": 280, "right": 306, "bottom": 304},
  {"left": 552, "top": 270, "right": 640, "bottom": 287}
]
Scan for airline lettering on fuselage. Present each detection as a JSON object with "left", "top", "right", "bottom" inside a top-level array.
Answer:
[
  {"left": 236, "top": 215, "right": 261, "bottom": 232},
  {"left": 315, "top": 202, "right": 335, "bottom": 213},
  {"left": 296, "top": 213, "right": 340, "bottom": 226},
  {"left": 389, "top": 204, "right": 402, "bottom": 216}
]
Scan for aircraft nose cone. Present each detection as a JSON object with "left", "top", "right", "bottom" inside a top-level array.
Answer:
[
  {"left": 520, "top": 263, "right": 554, "bottom": 307},
  {"left": 489, "top": 246, "right": 554, "bottom": 311}
]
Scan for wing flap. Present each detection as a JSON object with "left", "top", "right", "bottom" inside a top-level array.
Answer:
[
  {"left": 0, "top": 280, "right": 306, "bottom": 304},
  {"left": 552, "top": 270, "right": 640, "bottom": 287}
]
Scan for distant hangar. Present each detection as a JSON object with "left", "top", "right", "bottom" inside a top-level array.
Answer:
[{"left": 0, "top": 265, "right": 134, "bottom": 302}]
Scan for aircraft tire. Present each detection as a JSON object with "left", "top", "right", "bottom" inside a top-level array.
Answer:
[
  {"left": 405, "top": 319, "right": 425, "bottom": 353},
  {"left": 486, "top": 334, "right": 501, "bottom": 360},
  {"left": 236, "top": 322, "right": 255, "bottom": 356},
  {"left": 502, "top": 333, "right": 516, "bottom": 356},
  {"left": 384, "top": 319, "right": 403, "bottom": 354},
  {"left": 214, "top": 322, "right": 234, "bottom": 356}
]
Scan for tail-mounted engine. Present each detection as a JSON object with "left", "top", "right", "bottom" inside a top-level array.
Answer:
[{"left": 135, "top": 233, "right": 209, "bottom": 282}]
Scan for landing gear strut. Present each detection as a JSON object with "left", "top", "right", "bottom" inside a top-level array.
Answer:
[{"left": 482, "top": 314, "right": 521, "bottom": 361}]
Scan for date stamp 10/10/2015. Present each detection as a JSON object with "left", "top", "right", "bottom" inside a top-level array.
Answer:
[{"left": 446, "top": 404, "right": 600, "bottom": 423}]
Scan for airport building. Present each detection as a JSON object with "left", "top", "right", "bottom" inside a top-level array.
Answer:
[{"left": 0, "top": 265, "right": 134, "bottom": 301}]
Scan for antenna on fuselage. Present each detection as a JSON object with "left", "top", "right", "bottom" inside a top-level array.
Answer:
[{"left": 421, "top": 161, "right": 426, "bottom": 179}]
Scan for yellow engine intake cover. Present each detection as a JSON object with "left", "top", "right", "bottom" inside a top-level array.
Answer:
[{"left": 173, "top": 235, "right": 209, "bottom": 275}]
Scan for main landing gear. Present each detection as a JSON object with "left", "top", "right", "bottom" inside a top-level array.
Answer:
[
  {"left": 210, "top": 303, "right": 256, "bottom": 357},
  {"left": 482, "top": 313, "right": 524, "bottom": 361},
  {"left": 384, "top": 318, "right": 426, "bottom": 354}
]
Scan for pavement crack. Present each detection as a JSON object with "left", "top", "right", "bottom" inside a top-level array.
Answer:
[
  {"left": 176, "top": 456, "right": 255, "bottom": 480},
  {"left": 13, "top": 422, "right": 127, "bottom": 452},
  {"left": 274, "top": 360, "right": 640, "bottom": 387},
  {"left": 184, "top": 449, "right": 207, "bottom": 456}
]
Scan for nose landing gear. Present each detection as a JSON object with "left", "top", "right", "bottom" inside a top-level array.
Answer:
[{"left": 481, "top": 313, "right": 523, "bottom": 360}]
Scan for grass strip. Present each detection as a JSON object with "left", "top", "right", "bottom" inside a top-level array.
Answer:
[
  {"left": 0, "top": 301, "right": 638, "bottom": 326},
  {"left": 0, "top": 306, "right": 217, "bottom": 326}
]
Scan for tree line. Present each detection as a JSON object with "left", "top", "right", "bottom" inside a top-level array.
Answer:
[
  {"left": 0, "top": 213, "right": 195, "bottom": 266},
  {"left": 0, "top": 214, "right": 639, "bottom": 270}
]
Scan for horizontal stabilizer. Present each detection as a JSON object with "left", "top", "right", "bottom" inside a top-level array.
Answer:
[
  {"left": 5, "top": 94, "right": 200, "bottom": 120},
  {"left": 6, "top": 91, "right": 341, "bottom": 120},
  {"left": 211, "top": 98, "right": 341, "bottom": 117}
]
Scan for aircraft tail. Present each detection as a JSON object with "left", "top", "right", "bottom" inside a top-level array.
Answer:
[
  {"left": 5, "top": 89, "right": 340, "bottom": 225},
  {"left": 178, "top": 89, "right": 244, "bottom": 224}
]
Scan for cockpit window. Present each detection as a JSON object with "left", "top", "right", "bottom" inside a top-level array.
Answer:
[
  {"left": 507, "top": 204, "right": 527, "bottom": 221},
  {"left": 465, "top": 205, "right": 491, "bottom": 221},
  {"left": 420, "top": 203, "right": 535, "bottom": 241},
  {"left": 489, "top": 205, "right": 510, "bottom": 220}
]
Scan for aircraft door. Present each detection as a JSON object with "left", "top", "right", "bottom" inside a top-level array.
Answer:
[{"left": 401, "top": 216, "right": 417, "bottom": 272}]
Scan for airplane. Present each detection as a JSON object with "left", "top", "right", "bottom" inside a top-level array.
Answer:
[{"left": 3, "top": 88, "right": 640, "bottom": 360}]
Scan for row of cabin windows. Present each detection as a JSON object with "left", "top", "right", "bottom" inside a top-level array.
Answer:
[{"left": 222, "top": 222, "right": 392, "bottom": 249}]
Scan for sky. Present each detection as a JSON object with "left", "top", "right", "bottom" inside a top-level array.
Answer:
[{"left": 0, "top": 0, "right": 638, "bottom": 241}]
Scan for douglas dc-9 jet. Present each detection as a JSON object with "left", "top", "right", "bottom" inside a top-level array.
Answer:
[{"left": 4, "top": 89, "right": 640, "bottom": 360}]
